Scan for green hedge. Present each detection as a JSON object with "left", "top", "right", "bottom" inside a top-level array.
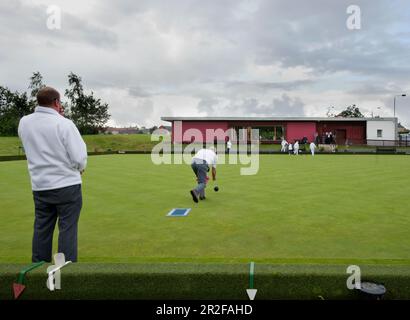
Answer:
[{"left": 1, "top": 263, "right": 410, "bottom": 300}]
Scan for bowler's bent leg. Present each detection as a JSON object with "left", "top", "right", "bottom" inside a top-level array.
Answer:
[{"left": 194, "top": 164, "right": 208, "bottom": 197}]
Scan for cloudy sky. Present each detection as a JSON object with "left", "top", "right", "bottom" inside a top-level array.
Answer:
[{"left": 1, "top": 0, "right": 409, "bottom": 127}]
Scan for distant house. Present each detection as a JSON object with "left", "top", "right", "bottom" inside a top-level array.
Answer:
[
  {"left": 104, "top": 127, "right": 139, "bottom": 135},
  {"left": 138, "top": 127, "right": 151, "bottom": 134},
  {"left": 158, "top": 125, "right": 171, "bottom": 134}
]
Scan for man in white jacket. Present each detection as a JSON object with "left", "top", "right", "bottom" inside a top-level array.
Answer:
[
  {"left": 18, "top": 87, "right": 87, "bottom": 263},
  {"left": 281, "top": 138, "right": 288, "bottom": 153},
  {"left": 309, "top": 141, "right": 317, "bottom": 156},
  {"left": 293, "top": 141, "right": 299, "bottom": 155}
]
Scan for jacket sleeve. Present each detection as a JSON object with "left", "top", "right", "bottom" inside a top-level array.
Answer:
[
  {"left": 17, "top": 117, "right": 25, "bottom": 140},
  {"left": 61, "top": 120, "right": 88, "bottom": 171}
]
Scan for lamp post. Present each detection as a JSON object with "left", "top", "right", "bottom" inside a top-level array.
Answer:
[{"left": 394, "top": 94, "right": 406, "bottom": 118}]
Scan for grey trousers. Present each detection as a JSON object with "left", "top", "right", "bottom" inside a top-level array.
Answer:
[
  {"left": 32, "top": 184, "right": 82, "bottom": 263},
  {"left": 191, "top": 161, "right": 209, "bottom": 197}
]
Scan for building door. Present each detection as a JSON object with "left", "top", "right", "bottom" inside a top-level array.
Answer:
[{"left": 335, "top": 129, "right": 346, "bottom": 145}]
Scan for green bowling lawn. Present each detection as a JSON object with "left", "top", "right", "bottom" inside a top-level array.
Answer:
[{"left": 1, "top": 154, "right": 410, "bottom": 265}]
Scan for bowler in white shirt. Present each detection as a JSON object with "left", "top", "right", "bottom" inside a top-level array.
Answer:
[
  {"left": 281, "top": 139, "right": 288, "bottom": 153},
  {"left": 293, "top": 141, "right": 299, "bottom": 155},
  {"left": 18, "top": 87, "right": 87, "bottom": 263},
  {"left": 309, "top": 142, "right": 317, "bottom": 156},
  {"left": 226, "top": 138, "right": 232, "bottom": 154},
  {"left": 190, "top": 147, "right": 217, "bottom": 202}
]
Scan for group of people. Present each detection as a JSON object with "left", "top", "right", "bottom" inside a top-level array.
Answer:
[
  {"left": 322, "top": 131, "right": 336, "bottom": 145},
  {"left": 281, "top": 139, "right": 317, "bottom": 156},
  {"left": 314, "top": 131, "right": 337, "bottom": 152}
]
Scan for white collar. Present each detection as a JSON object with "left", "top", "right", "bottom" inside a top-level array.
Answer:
[{"left": 35, "top": 106, "right": 59, "bottom": 115}]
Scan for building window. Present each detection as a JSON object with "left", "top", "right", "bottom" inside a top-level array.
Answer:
[
  {"left": 252, "top": 126, "right": 284, "bottom": 141},
  {"left": 377, "top": 129, "right": 383, "bottom": 138}
]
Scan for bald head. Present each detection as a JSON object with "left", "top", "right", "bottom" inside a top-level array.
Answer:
[{"left": 37, "top": 87, "right": 60, "bottom": 107}]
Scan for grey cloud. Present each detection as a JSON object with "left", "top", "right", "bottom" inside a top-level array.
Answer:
[
  {"left": 92, "top": 0, "right": 410, "bottom": 83},
  {"left": 128, "top": 86, "right": 152, "bottom": 98},
  {"left": 249, "top": 0, "right": 410, "bottom": 79},
  {"left": 64, "top": 15, "right": 118, "bottom": 49},
  {"left": 269, "top": 95, "right": 306, "bottom": 117},
  {"left": 0, "top": 1, "right": 118, "bottom": 49},
  {"left": 197, "top": 97, "right": 221, "bottom": 114},
  {"left": 238, "top": 95, "right": 306, "bottom": 117},
  {"left": 95, "top": 0, "right": 241, "bottom": 31},
  {"left": 200, "top": 94, "right": 306, "bottom": 117},
  {"left": 225, "top": 80, "right": 313, "bottom": 91},
  {"left": 110, "top": 98, "right": 154, "bottom": 127},
  {"left": 348, "top": 84, "right": 405, "bottom": 96}
]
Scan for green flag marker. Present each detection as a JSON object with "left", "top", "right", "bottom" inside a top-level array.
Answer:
[
  {"left": 13, "top": 261, "right": 45, "bottom": 299},
  {"left": 249, "top": 261, "right": 254, "bottom": 289},
  {"left": 246, "top": 262, "right": 257, "bottom": 300}
]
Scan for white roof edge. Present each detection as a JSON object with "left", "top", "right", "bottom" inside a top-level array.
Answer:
[{"left": 161, "top": 116, "right": 397, "bottom": 122}]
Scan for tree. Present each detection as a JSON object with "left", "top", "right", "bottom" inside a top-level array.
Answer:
[
  {"left": 0, "top": 86, "right": 33, "bottom": 136},
  {"left": 0, "top": 71, "right": 111, "bottom": 136},
  {"left": 0, "top": 71, "right": 44, "bottom": 136},
  {"left": 149, "top": 125, "right": 158, "bottom": 134},
  {"left": 65, "top": 72, "right": 110, "bottom": 134},
  {"left": 29, "top": 71, "right": 46, "bottom": 100},
  {"left": 336, "top": 104, "right": 364, "bottom": 118}
]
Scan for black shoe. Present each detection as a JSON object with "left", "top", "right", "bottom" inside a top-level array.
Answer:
[
  {"left": 190, "top": 190, "right": 199, "bottom": 203},
  {"left": 199, "top": 196, "right": 206, "bottom": 200}
]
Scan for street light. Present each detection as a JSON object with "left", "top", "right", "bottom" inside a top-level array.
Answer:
[{"left": 394, "top": 94, "right": 406, "bottom": 117}]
